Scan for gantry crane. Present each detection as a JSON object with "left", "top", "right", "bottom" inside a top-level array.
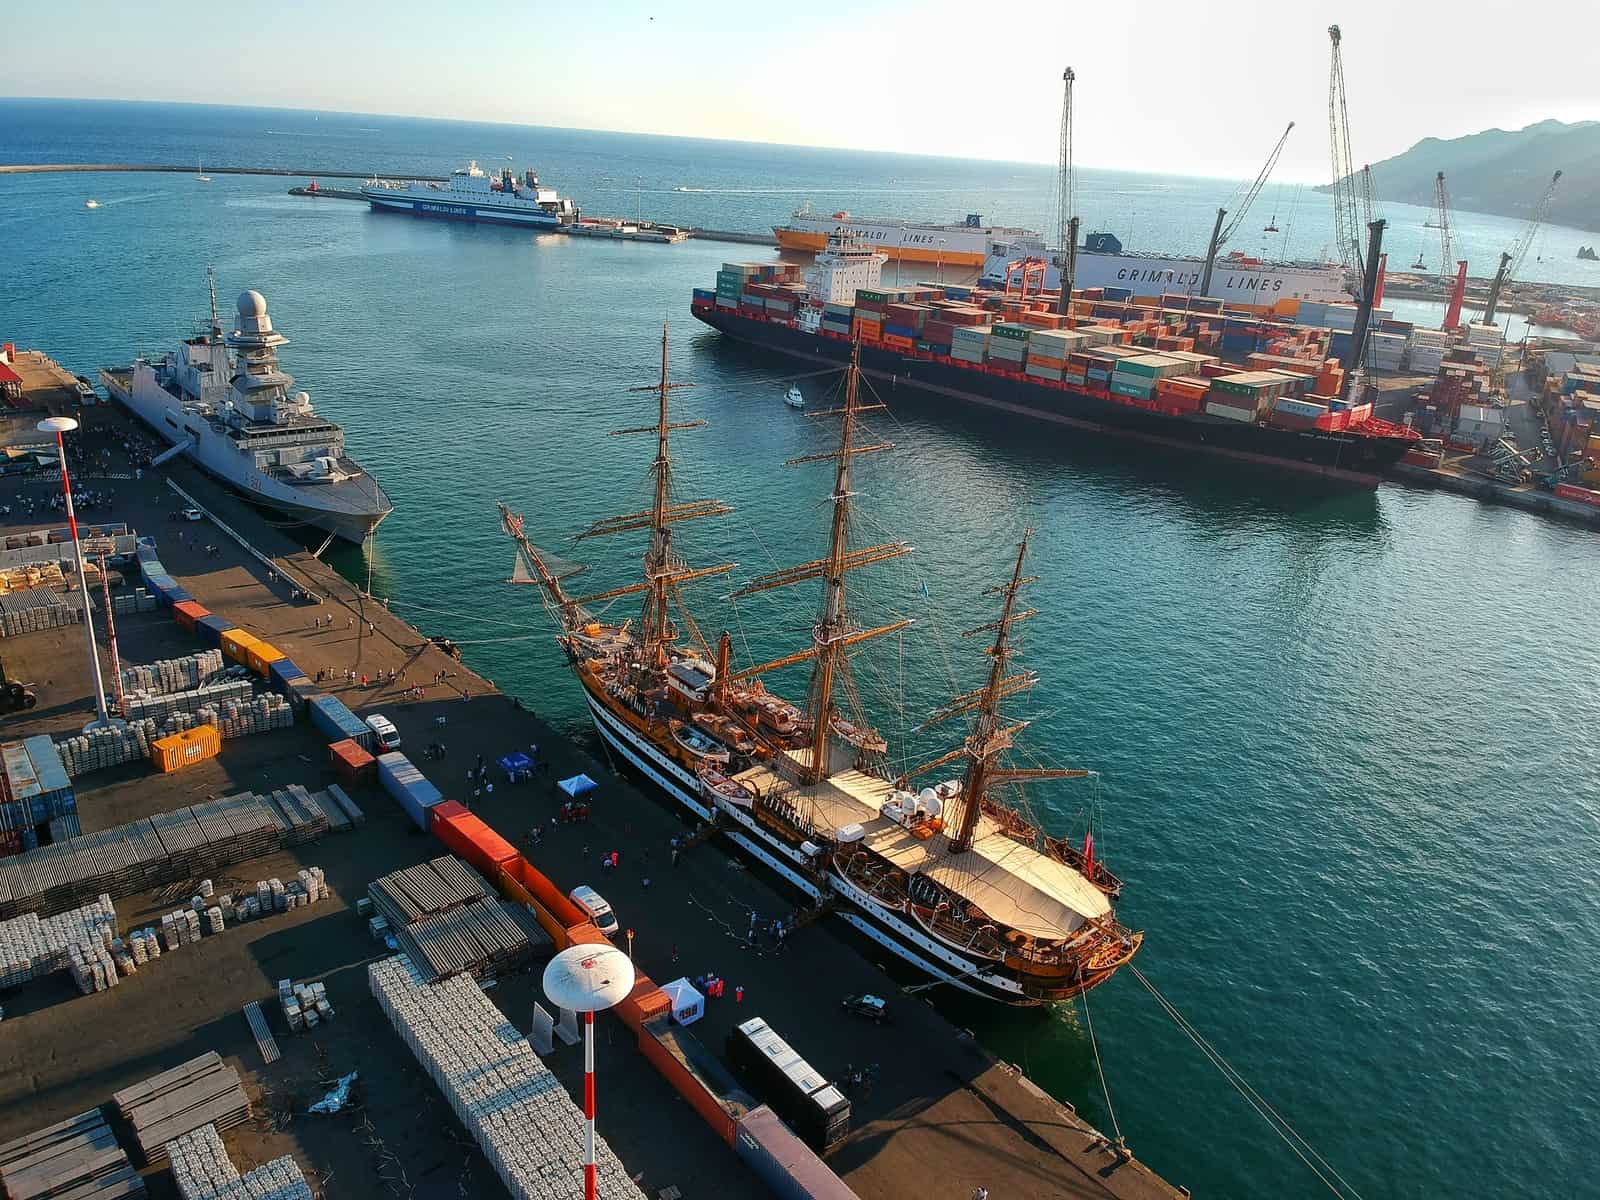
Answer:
[
  {"left": 1327, "top": 25, "right": 1365, "bottom": 275},
  {"left": 1199, "top": 121, "right": 1295, "bottom": 296},
  {"left": 1477, "top": 169, "right": 1562, "bottom": 326}
]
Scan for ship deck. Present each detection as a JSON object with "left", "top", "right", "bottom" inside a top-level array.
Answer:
[{"left": 737, "top": 753, "right": 1110, "bottom": 938}]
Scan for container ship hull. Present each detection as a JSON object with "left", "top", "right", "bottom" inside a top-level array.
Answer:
[{"left": 691, "top": 305, "right": 1411, "bottom": 487}]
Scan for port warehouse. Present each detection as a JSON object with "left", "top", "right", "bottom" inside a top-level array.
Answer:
[{"left": 0, "top": 531, "right": 888, "bottom": 1199}]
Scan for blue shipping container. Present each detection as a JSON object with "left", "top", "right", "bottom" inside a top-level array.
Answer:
[
  {"left": 139, "top": 559, "right": 168, "bottom": 586},
  {"left": 164, "top": 586, "right": 194, "bottom": 605},
  {"left": 377, "top": 752, "right": 444, "bottom": 831},
  {"left": 23, "top": 735, "right": 73, "bottom": 812},
  {"left": 196, "top": 614, "right": 233, "bottom": 649},
  {"left": 136, "top": 540, "right": 161, "bottom": 563},
  {"left": 285, "top": 678, "right": 321, "bottom": 711},
  {"left": 308, "top": 694, "right": 375, "bottom": 751},
  {"left": 144, "top": 574, "right": 180, "bottom": 604},
  {"left": 884, "top": 323, "right": 915, "bottom": 339},
  {"left": 269, "top": 658, "right": 308, "bottom": 694}
]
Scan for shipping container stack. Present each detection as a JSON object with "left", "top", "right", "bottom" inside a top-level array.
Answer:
[
  {"left": 1407, "top": 327, "right": 1449, "bottom": 375},
  {"left": 0, "top": 736, "right": 78, "bottom": 856},
  {"left": 369, "top": 954, "right": 648, "bottom": 1200}
]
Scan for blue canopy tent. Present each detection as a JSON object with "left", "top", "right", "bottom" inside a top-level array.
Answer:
[
  {"left": 557, "top": 773, "right": 598, "bottom": 800},
  {"left": 498, "top": 751, "right": 534, "bottom": 781}
]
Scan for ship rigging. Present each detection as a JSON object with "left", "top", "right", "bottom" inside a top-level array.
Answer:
[{"left": 498, "top": 327, "right": 1142, "bottom": 1005}]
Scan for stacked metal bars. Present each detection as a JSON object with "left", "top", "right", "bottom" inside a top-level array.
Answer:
[
  {"left": 0, "top": 791, "right": 348, "bottom": 920},
  {"left": 325, "top": 783, "right": 366, "bottom": 827},
  {"left": 165, "top": 1123, "right": 312, "bottom": 1200},
  {"left": 368, "top": 856, "right": 488, "bottom": 928},
  {"left": 265, "top": 787, "right": 331, "bottom": 845},
  {"left": 0, "top": 894, "right": 116, "bottom": 988},
  {"left": 243, "top": 1001, "right": 281, "bottom": 1065},
  {"left": 0, "top": 1109, "right": 145, "bottom": 1200},
  {"left": 392, "top": 900, "right": 548, "bottom": 983},
  {"left": 368, "top": 955, "right": 646, "bottom": 1200},
  {"left": 112, "top": 1053, "right": 250, "bottom": 1167},
  {"left": 55, "top": 721, "right": 159, "bottom": 778},
  {"left": 118, "top": 650, "right": 225, "bottom": 698},
  {"left": 0, "top": 587, "right": 85, "bottom": 638}
]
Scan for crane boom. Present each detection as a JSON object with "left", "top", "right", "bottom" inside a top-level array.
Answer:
[
  {"left": 1201, "top": 121, "right": 1294, "bottom": 296},
  {"left": 1326, "top": 25, "right": 1364, "bottom": 274},
  {"left": 1477, "top": 170, "right": 1562, "bottom": 326},
  {"left": 1433, "top": 171, "right": 1455, "bottom": 286}
]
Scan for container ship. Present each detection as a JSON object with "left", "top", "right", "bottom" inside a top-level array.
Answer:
[
  {"left": 772, "top": 209, "right": 1350, "bottom": 314},
  {"left": 361, "top": 161, "right": 576, "bottom": 228},
  {"left": 101, "top": 279, "right": 393, "bottom": 544},
  {"left": 690, "top": 242, "right": 1419, "bottom": 487},
  {"left": 498, "top": 330, "right": 1142, "bottom": 1006}
]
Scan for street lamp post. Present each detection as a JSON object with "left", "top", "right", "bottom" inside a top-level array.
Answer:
[
  {"left": 38, "top": 417, "right": 112, "bottom": 729},
  {"left": 543, "top": 944, "right": 636, "bottom": 1200}
]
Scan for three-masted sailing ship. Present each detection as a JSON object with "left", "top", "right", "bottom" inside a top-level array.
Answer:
[{"left": 499, "top": 326, "right": 1142, "bottom": 1005}]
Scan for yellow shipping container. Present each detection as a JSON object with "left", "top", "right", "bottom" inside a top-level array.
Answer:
[
  {"left": 151, "top": 725, "right": 221, "bottom": 773},
  {"left": 220, "top": 628, "right": 261, "bottom": 666},
  {"left": 247, "top": 641, "right": 286, "bottom": 677}
]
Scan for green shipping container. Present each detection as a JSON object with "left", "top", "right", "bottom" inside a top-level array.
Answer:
[{"left": 991, "top": 323, "right": 1031, "bottom": 342}]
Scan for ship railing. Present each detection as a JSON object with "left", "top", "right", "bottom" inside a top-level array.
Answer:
[{"left": 909, "top": 900, "right": 1008, "bottom": 962}]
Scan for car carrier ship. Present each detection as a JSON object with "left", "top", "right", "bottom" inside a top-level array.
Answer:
[
  {"left": 690, "top": 240, "right": 1418, "bottom": 487},
  {"left": 498, "top": 328, "right": 1142, "bottom": 1006}
]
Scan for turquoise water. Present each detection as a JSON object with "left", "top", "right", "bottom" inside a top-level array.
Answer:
[{"left": 3, "top": 103, "right": 1599, "bottom": 1199}]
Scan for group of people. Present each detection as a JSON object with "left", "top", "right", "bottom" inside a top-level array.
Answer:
[{"left": 692, "top": 974, "right": 743, "bottom": 1004}]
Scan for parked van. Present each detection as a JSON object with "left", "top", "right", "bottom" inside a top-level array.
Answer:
[
  {"left": 364, "top": 713, "right": 401, "bottom": 752},
  {"left": 569, "top": 884, "right": 619, "bottom": 936}
]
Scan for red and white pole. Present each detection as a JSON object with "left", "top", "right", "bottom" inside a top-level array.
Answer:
[
  {"left": 584, "top": 1009, "right": 597, "bottom": 1200},
  {"left": 41, "top": 418, "right": 110, "bottom": 727}
]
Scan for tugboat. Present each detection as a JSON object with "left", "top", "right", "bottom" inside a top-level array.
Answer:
[{"left": 498, "top": 329, "right": 1142, "bottom": 1006}]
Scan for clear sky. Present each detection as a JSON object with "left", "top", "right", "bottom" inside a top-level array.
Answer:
[{"left": 6, "top": 0, "right": 1596, "bottom": 179}]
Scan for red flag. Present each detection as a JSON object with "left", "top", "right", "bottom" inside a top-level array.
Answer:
[{"left": 1083, "top": 830, "right": 1095, "bottom": 871}]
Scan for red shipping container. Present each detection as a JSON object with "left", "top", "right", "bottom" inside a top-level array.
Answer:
[
  {"left": 329, "top": 737, "right": 376, "bottom": 785},
  {"left": 431, "top": 804, "right": 520, "bottom": 876},
  {"left": 172, "top": 600, "right": 210, "bottom": 632},
  {"left": 1555, "top": 483, "right": 1600, "bottom": 508}
]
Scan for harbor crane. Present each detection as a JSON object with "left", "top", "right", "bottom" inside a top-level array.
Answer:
[
  {"left": 1199, "top": 121, "right": 1295, "bottom": 297},
  {"left": 1053, "top": 66, "right": 1079, "bottom": 316},
  {"left": 1432, "top": 172, "right": 1455, "bottom": 285},
  {"left": 1326, "top": 25, "right": 1365, "bottom": 274},
  {"left": 1477, "top": 169, "right": 1563, "bottom": 326}
]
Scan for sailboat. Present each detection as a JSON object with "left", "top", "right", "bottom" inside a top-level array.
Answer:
[
  {"left": 498, "top": 328, "right": 1142, "bottom": 1005},
  {"left": 196, "top": 158, "right": 212, "bottom": 184}
]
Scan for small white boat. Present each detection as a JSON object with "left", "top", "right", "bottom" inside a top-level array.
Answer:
[
  {"left": 784, "top": 386, "right": 804, "bottom": 410},
  {"left": 196, "top": 157, "right": 211, "bottom": 183},
  {"left": 84, "top": 200, "right": 100, "bottom": 209}
]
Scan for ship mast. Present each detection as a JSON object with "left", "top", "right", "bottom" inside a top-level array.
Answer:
[
  {"left": 916, "top": 529, "right": 1089, "bottom": 854},
  {"left": 731, "top": 346, "right": 912, "bottom": 784},
  {"left": 574, "top": 324, "right": 734, "bottom": 669}
]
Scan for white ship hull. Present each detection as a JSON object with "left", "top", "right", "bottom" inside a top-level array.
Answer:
[
  {"left": 580, "top": 687, "right": 1034, "bottom": 1006},
  {"left": 362, "top": 188, "right": 562, "bottom": 228},
  {"left": 101, "top": 371, "right": 391, "bottom": 545},
  {"left": 981, "top": 248, "right": 1351, "bottom": 309}
]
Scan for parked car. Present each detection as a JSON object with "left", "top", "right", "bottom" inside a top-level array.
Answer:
[{"left": 841, "top": 993, "right": 888, "bottom": 1023}]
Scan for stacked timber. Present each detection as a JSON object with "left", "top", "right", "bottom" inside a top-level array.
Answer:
[
  {"left": 0, "top": 1109, "right": 144, "bottom": 1200},
  {"left": 165, "top": 1124, "right": 312, "bottom": 1200},
  {"left": 369, "top": 955, "right": 645, "bottom": 1200},
  {"left": 55, "top": 721, "right": 158, "bottom": 778},
  {"left": 113, "top": 1054, "right": 250, "bottom": 1167}
]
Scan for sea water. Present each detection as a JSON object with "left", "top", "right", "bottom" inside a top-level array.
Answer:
[{"left": 2, "top": 100, "right": 1597, "bottom": 1199}]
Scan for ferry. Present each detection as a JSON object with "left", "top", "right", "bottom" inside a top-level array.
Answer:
[
  {"left": 361, "top": 161, "right": 577, "bottom": 228},
  {"left": 773, "top": 206, "right": 1035, "bottom": 269}
]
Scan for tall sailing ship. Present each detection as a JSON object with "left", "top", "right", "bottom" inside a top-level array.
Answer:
[{"left": 499, "top": 329, "right": 1142, "bottom": 1005}]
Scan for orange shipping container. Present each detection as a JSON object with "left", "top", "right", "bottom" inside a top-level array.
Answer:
[
  {"left": 882, "top": 334, "right": 913, "bottom": 351},
  {"left": 220, "top": 628, "right": 261, "bottom": 666},
  {"left": 151, "top": 725, "right": 221, "bottom": 772},
  {"left": 431, "top": 803, "right": 520, "bottom": 876},
  {"left": 247, "top": 641, "right": 286, "bottom": 677},
  {"left": 329, "top": 737, "right": 376, "bottom": 784},
  {"left": 172, "top": 600, "right": 210, "bottom": 632},
  {"left": 637, "top": 1020, "right": 739, "bottom": 1146},
  {"left": 496, "top": 855, "right": 593, "bottom": 933}
]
